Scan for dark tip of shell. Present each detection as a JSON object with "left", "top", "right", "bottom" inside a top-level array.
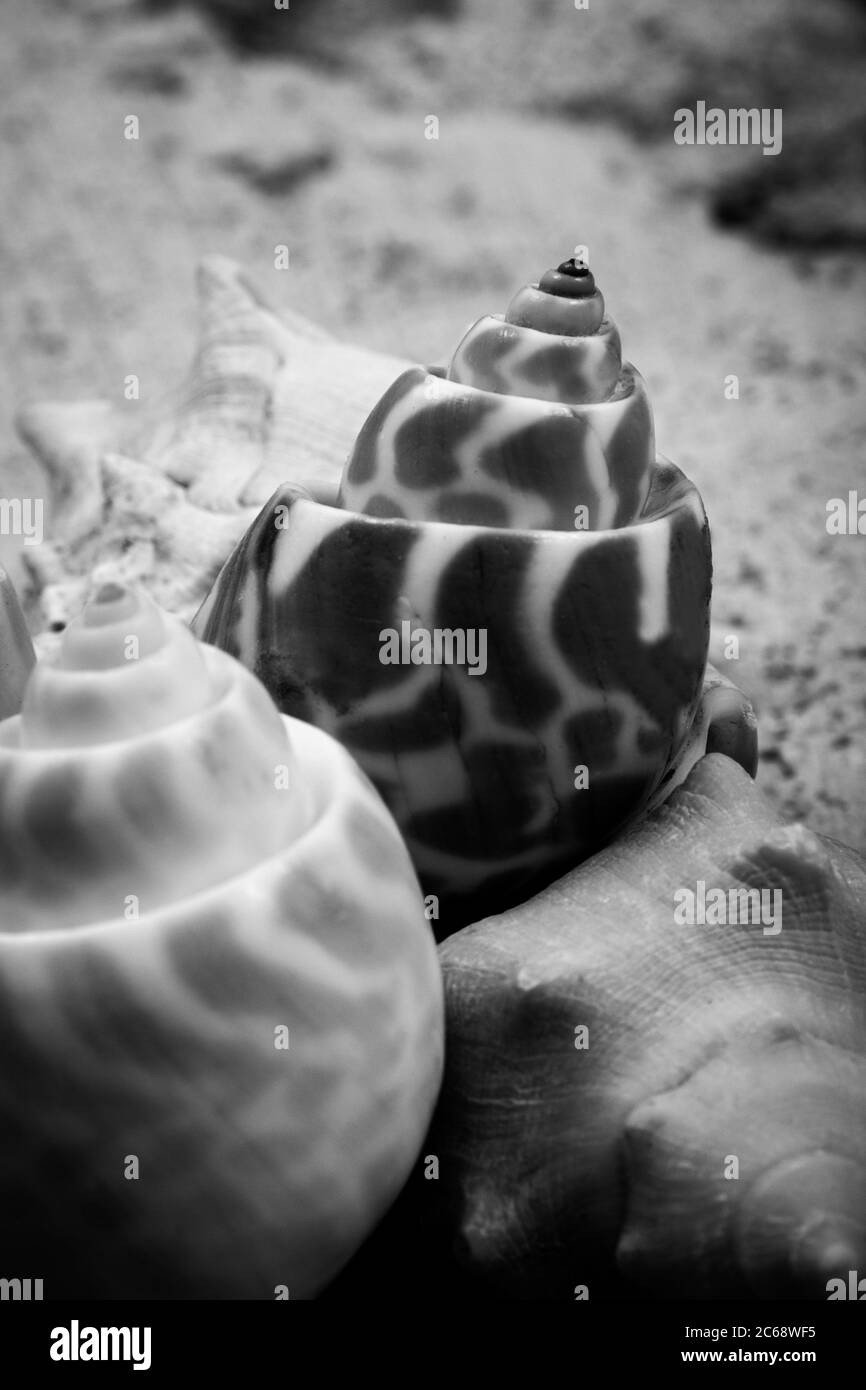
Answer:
[
  {"left": 556, "top": 257, "right": 590, "bottom": 277},
  {"left": 538, "top": 263, "right": 597, "bottom": 299},
  {"left": 83, "top": 581, "right": 139, "bottom": 630},
  {"left": 93, "top": 582, "right": 128, "bottom": 606}
]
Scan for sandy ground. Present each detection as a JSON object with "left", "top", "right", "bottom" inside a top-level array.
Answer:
[{"left": 1, "top": 0, "right": 864, "bottom": 847}]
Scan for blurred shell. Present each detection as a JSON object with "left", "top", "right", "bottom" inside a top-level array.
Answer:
[
  {"left": 0, "top": 581, "right": 443, "bottom": 1296},
  {"left": 16, "top": 256, "right": 411, "bottom": 650}
]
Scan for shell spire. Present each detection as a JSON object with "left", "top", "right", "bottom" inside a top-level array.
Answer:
[
  {"left": 1, "top": 582, "right": 312, "bottom": 931},
  {"left": 21, "top": 581, "right": 211, "bottom": 747},
  {"left": 504, "top": 249, "right": 606, "bottom": 338},
  {"left": 341, "top": 252, "right": 653, "bottom": 529}
]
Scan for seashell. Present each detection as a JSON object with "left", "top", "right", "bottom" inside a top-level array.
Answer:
[
  {"left": 195, "top": 252, "right": 757, "bottom": 931},
  {"left": 425, "top": 753, "right": 866, "bottom": 1300},
  {"left": 0, "top": 581, "right": 442, "bottom": 1297},
  {"left": 16, "top": 398, "right": 117, "bottom": 546},
  {"left": 16, "top": 257, "right": 411, "bottom": 649},
  {"left": 0, "top": 567, "right": 35, "bottom": 720},
  {"left": 646, "top": 660, "right": 758, "bottom": 808}
]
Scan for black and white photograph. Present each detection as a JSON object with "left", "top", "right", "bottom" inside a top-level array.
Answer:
[{"left": 0, "top": 0, "right": 864, "bottom": 1363}]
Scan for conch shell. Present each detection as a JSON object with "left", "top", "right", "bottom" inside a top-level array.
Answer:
[
  {"left": 15, "top": 257, "right": 411, "bottom": 645},
  {"left": 0, "top": 582, "right": 442, "bottom": 1297},
  {"left": 195, "top": 254, "right": 757, "bottom": 930},
  {"left": 425, "top": 753, "right": 866, "bottom": 1300}
]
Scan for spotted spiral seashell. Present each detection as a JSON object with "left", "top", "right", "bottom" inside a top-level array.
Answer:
[
  {"left": 195, "top": 254, "right": 757, "bottom": 933},
  {"left": 341, "top": 262, "right": 654, "bottom": 532},
  {"left": 0, "top": 582, "right": 443, "bottom": 1298}
]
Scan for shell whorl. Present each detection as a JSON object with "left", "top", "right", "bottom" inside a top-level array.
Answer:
[
  {"left": 0, "top": 583, "right": 313, "bottom": 932},
  {"left": 20, "top": 582, "right": 211, "bottom": 745},
  {"left": 339, "top": 254, "right": 654, "bottom": 532},
  {"left": 450, "top": 261, "right": 615, "bottom": 402}
]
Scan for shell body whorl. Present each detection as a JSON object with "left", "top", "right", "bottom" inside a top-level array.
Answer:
[
  {"left": 448, "top": 312, "right": 623, "bottom": 404},
  {"left": 0, "top": 586, "right": 314, "bottom": 931},
  {"left": 195, "top": 257, "right": 753, "bottom": 932},
  {"left": 0, "top": 583, "right": 444, "bottom": 1298},
  {"left": 338, "top": 361, "right": 655, "bottom": 532}
]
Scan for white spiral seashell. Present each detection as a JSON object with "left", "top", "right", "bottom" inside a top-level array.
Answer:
[{"left": 0, "top": 581, "right": 443, "bottom": 1298}]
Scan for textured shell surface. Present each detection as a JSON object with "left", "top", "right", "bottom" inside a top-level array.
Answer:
[
  {"left": 423, "top": 753, "right": 866, "bottom": 1301},
  {"left": 195, "top": 256, "right": 755, "bottom": 932},
  {"left": 0, "top": 582, "right": 443, "bottom": 1298}
]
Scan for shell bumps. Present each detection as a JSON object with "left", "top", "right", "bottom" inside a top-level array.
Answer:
[
  {"left": 422, "top": 754, "right": 866, "bottom": 1300},
  {"left": 0, "top": 582, "right": 443, "bottom": 1297},
  {"left": 196, "top": 254, "right": 753, "bottom": 931}
]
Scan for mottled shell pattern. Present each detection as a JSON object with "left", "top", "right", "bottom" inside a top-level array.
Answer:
[
  {"left": 0, "top": 582, "right": 443, "bottom": 1297},
  {"left": 196, "top": 255, "right": 721, "bottom": 930}
]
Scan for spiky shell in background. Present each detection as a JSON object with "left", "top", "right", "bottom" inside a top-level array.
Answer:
[{"left": 15, "top": 257, "right": 412, "bottom": 650}]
